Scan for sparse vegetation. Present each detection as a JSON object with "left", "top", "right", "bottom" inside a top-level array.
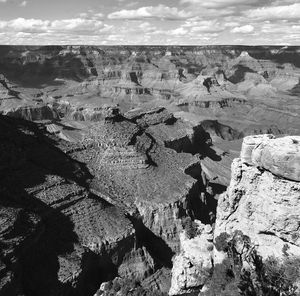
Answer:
[
  {"left": 214, "top": 232, "right": 230, "bottom": 252},
  {"left": 201, "top": 231, "right": 300, "bottom": 296},
  {"left": 182, "top": 216, "right": 199, "bottom": 239},
  {"left": 262, "top": 256, "right": 300, "bottom": 296}
]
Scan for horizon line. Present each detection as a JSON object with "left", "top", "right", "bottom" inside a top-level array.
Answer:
[{"left": 0, "top": 44, "right": 298, "bottom": 47}]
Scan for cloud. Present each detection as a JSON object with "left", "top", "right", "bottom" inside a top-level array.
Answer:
[
  {"left": 20, "top": 1, "right": 27, "bottom": 7},
  {"left": 180, "top": 0, "right": 268, "bottom": 9},
  {"left": 138, "top": 22, "right": 156, "bottom": 33},
  {"left": 184, "top": 19, "right": 224, "bottom": 33},
  {"left": 224, "top": 22, "right": 240, "bottom": 27},
  {"left": 261, "top": 23, "right": 300, "bottom": 34},
  {"left": 0, "top": 18, "right": 50, "bottom": 33},
  {"left": 231, "top": 25, "right": 254, "bottom": 33},
  {"left": 169, "top": 27, "right": 188, "bottom": 36},
  {"left": 247, "top": 3, "right": 300, "bottom": 20},
  {"left": 0, "top": 17, "right": 105, "bottom": 35},
  {"left": 0, "top": 0, "right": 7, "bottom": 2},
  {"left": 50, "top": 18, "right": 103, "bottom": 34},
  {"left": 108, "top": 5, "right": 192, "bottom": 20},
  {"left": 0, "top": 1, "right": 299, "bottom": 45}
]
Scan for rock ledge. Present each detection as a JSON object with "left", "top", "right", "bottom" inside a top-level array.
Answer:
[{"left": 241, "top": 134, "right": 300, "bottom": 182}]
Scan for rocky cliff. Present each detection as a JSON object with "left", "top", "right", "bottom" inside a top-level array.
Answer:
[
  {"left": 0, "top": 105, "right": 222, "bottom": 296},
  {"left": 215, "top": 134, "right": 300, "bottom": 262},
  {"left": 168, "top": 134, "right": 300, "bottom": 295},
  {"left": 1, "top": 46, "right": 300, "bottom": 296},
  {"left": 0, "top": 115, "right": 152, "bottom": 296},
  {"left": 169, "top": 222, "right": 214, "bottom": 295}
]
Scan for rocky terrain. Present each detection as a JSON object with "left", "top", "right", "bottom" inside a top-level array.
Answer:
[
  {"left": 215, "top": 135, "right": 300, "bottom": 260},
  {"left": 0, "top": 46, "right": 299, "bottom": 296}
]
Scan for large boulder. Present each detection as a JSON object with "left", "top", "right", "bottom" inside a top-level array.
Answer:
[{"left": 241, "top": 134, "right": 300, "bottom": 181}]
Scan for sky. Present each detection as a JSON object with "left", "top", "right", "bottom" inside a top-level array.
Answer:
[{"left": 0, "top": 0, "right": 299, "bottom": 45}]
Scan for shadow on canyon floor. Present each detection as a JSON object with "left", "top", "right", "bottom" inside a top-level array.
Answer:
[
  {"left": 128, "top": 216, "right": 174, "bottom": 269},
  {"left": 0, "top": 115, "right": 98, "bottom": 296}
]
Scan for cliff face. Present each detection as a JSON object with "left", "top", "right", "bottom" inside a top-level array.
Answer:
[
  {"left": 0, "top": 75, "right": 59, "bottom": 121},
  {"left": 0, "top": 115, "right": 147, "bottom": 296},
  {"left": 169, "top": 223, "right": 214, "bottom": 295},
  {"left": 166, "top": 134, "right": 300, "bottom": 295},
  {"left": 66, "top": 110, "right": 203, "bottom": 253},
  {"left": 215, "top": 135, "right": 300, "bottom": 262}
]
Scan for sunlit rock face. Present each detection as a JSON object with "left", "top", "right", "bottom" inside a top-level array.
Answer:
[
  {"left": 215, "top": 135, "right": 300, "bottom": 264},
  {"left": 241, "top": 134, "right": 300, "bottom": 181},
  {"left": 169, "top": 223, "right": 214, "bottom": 295},
  {"left": 166, "top": 134, "right": 300, "bottom": 296},
  {"left": 66, "top": 110, "right": 203, "bottom": 252}
]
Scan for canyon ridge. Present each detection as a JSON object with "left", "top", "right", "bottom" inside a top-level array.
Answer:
[{"left": 0, "top": 45, "right": 299, "bottom": 296}]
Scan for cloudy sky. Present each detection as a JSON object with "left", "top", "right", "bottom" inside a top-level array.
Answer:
[{"left": 0, "top": 0, "right": 299, "bottom": 45}]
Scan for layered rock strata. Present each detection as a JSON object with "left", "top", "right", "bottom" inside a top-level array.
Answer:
[
  {"left": 0, "top": 115, "right": 140, "bottom": 296},
  {"left": 66, "top": 113, "right": 202, "bottom": 252}
]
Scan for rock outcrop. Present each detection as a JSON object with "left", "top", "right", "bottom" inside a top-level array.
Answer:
[
  {"left": 241, "top": 134, "right": 300, "bottom": 181},
  {"left": 0, "top": 74, "right": 58, "bottom": 121},
  {"left": 67, "top": 113, "right": 202, "bottom": 252},
  {"left": 3, "top": 105, "right": 58, "bottom": 121},
  {"left": 215, "top": 135, "right": 300, "bottom": 263},
  {"left": 169, "top": 223, "right": 213, "bottom": 295}
]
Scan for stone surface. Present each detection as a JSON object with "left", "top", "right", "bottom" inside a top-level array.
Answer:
[
  {"left": 241, "top": 134, "right": 300, "bottom": 181},
  {"left": 169, "top": 223, "right": 213, "bottom": 295},
  {"left": 215, "top": 144, "right": 300, "bottom": 263},
  {"left": 240, "top": 134, "right": 275, "bottom": 165}
]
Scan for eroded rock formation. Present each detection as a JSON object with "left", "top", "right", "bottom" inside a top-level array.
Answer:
[
  {"left": 169, "top": 223, "right": 214, "bottom": 295},
  {"left": 215, "top": 135, "right": 300, "bottom": 263},
  {"left": 0, "top": 115, "right": 137, "bottom": 296},
  {"left": 1, "top": 45, "right": 300, "bottom": 296}
]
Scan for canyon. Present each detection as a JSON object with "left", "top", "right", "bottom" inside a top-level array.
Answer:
[{"left": 0, "top": 45, "right": 299, "bottom": 296}]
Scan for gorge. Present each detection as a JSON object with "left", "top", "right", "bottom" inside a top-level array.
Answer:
[{"left": 0, "top": 45, "right": 299, "bottom": 296}]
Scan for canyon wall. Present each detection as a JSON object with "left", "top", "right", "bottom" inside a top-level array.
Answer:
[
  {"left": 215, "top": 134, "right": 300, "bottom": 262},
  {"left": 0, "top": 45, "right": 300, "bottom": 296}
]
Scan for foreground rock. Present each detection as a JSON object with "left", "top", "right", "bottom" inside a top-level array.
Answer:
[
  {"left": 241, "top": 134, "right": 300, "bottom": 181},
  {"left": 169, "top": 223, "right": 213, "bottom": 295},
  {"left": 215, "top": 134, "right": 300, "bottom": 263}
]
